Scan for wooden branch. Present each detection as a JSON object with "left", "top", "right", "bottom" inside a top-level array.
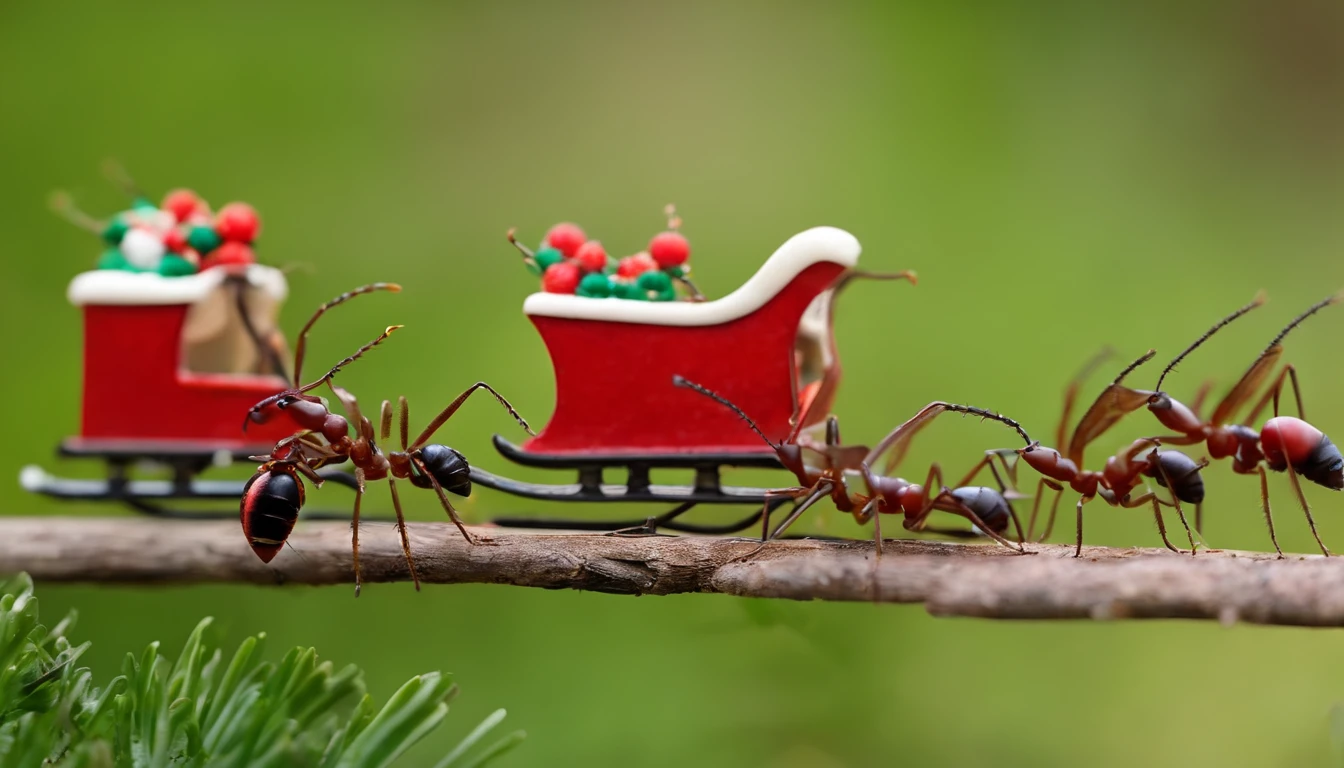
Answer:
[{"left": 3, "top": 516, "right": 1343, "bottom": 627}]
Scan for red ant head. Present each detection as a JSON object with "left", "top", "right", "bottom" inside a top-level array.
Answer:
[
  {"left": 245, "top": 391, "right": 328, "bottom": 431},
  {"left": 776, "top": 444, "right": 809, "bottom": 483},
  {"left": 1145, "top": 391, "right": 1203, "bottom": 434},
  {"left": 1016, "top": 441, "right": 1077, "bottom": 483}
]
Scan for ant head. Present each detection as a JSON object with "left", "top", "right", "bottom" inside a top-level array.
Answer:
[
  {"left": 244, "top": 391, "right": 325, "bottom": 431},
  {"left": 1015, "top": 440, "right": 1041, "bottom": 456},
  {"left": 776, "top": 444, "right": 809, "bottom": 480}
]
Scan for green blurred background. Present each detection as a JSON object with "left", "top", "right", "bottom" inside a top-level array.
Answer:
[{"left": 5, "top": 1, "right": 1344, "bottom": 764}]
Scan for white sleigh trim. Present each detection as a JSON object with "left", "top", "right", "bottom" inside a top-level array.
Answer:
[
  {"left": 521, "top": 226, "right": 861, "bottom": 327},
  {"left": 68, "top": 264, "right": 288, "bottom": 306}
]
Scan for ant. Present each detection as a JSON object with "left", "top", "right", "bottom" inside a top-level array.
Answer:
[
  {"left": 242, "top": 284, "right": 535, "bottom": 595},
  {"left": 853, "top": 401, "right": 1034, "bottom": 555},
  {"left": 671, "top": 376, "right": 1029, "bottom": 554},
  {"left": 1141, "top": 291, "right": 1343, "bottom": 557},
  {"left": 1008, "top": 351, "right": 1208, "bottom": 558}
]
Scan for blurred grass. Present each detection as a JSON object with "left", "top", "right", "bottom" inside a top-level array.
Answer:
[{"left": 5, "top": 0, "right": 1344, "bottom": 765}]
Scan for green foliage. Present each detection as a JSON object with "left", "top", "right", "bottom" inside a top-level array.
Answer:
[{"left": 0, "top": 574, "right": 523, "bottom": 768}]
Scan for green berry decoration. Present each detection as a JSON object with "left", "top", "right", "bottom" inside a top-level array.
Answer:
[
  {"left": 636, "top": 270, "right": 675, "bottom": 301},
  {"left": 577, "top": 272, "right": 613, "bottom": 298},
  {"left": 101, "top": 217, "right": 129, "bottom": 245},
  {"left": 97, "top": 248, "right": 133, "bottom": 271},
  {"left": 187, "top": 224, "right": 222, "bottom": 254},
  {"left": 158, "top": 254, "right": 196, "bottom": 277},
  {"left": 535, "top": 247, "right": 565, "bottom": 273},
  {"left": 610, "top": 280, "right": 644, "bottom": 300}
]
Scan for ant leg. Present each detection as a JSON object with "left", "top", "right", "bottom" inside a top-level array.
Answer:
[
  {"left": 867, "top": 498, "right": 885, "bottom": 557},
  {"left": 733, "top": 486, "right": 825, "bottom": 562},
  {"left": 398, "top": 396, "right": 410, "bottom": 451},
  {"left": 1074, "top": 495, "right": 1093, "bottom": 558},
  {"left": 1148, "top": 451, "right": 1198, "bottom": 554},
  {"left": 1057, "top": 346, "right": 1116, "bottom": 451},
  {"left": 386, "top": 477, "right": 422, "bottom": 591},
  {"left": 410, "top": 382, "right": 533, "bottom": 450},
  {"left": 1245, "top": 364, "right": 1303, "bottom": 426},
  {"left": 1257, "top": 466, "right": 1285, "bottom": 559},
  {"left": 767, "top": 482, "right": 834, "bottom": 541},
  {"left": 985, "top": 460, "right": 1027, "bottom": 545},
  {"left": 1038, "top": 481, "right": 1065, "bottom": 542},
  {"left": 411, "top": 456, "right": 480, "bottom": 545},
  {"left": 927, "top": 490, "right": 1024, "bottom": 552},
  {"left": 1189, "top": 377, "right": 1216, "bottom": 421},
  {"left": 1124, "top": 492, "right": 1181, "bottom": 553},
  {"left": 328, "top": 384, "right": 373, "bottom": 441},
  {"left": 950, "top": 453, "right": 996, "bottom": 489},
  {"left": 352, "top": 468, "right": 366, "bottom": 597},
  {"left": 1195, "top": 502, "right": 1203, "bottom": 537},
  {"left": 1284, "top": 458, "right": 1331, "bottom": 556}
]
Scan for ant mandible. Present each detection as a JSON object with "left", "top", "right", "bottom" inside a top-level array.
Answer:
[
  {"left": 242, "top": 284, "right": 535, "bottom": 595},
  {"left": 671, "top": 376, "right": 1029, "bottom": 554},
  {"left": 1141, "top": 291, "right": 1343, "bottom": 557},
  {"left": 1008, "top": 351, "right": 1208, "bottom": 558}
]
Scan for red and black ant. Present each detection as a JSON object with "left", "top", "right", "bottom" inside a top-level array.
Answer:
[
  {"left": 671, "top": 376, "right": 1030, "bottom": 554},
  {"left": 241, "top": 284, "right": 535, "bottom": 594},
  {"left": 1007, "top": 351, "right": 1208, "bottom": 557},
  {"left": 1140, "top": 292, "right": 1343, "bottom": 557},
  {"left": 854, "top": 401, "right": 1033, "bottom": 555}
]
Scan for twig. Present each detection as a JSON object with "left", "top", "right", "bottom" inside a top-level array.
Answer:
[{"left": 2, "top": 517, "right": 1342, "bottom": 626}]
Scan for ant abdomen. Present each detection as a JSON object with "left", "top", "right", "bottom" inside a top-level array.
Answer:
[
  {"left": 949, "top": 486, "right": 1011, "bottom": 533},
  {"left": 1142, "top": 450, "right": 1205, "bottom": 504},
  {"left": 240, "top": 468, "right": 305, "bottom": 563},
  {"left": 1262, "top": 417, "right": 1344, "bottom": 490},
  {"left": 411, "top": 444, "right": 472, "bottom": 496}
]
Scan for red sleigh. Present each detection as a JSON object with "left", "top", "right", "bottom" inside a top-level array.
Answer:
[
  {"left": 21, "top": 265, "right": 304, "bottom": 512},
  {"left": 471, "top": 226, "right": 864, "bottom": 523}
]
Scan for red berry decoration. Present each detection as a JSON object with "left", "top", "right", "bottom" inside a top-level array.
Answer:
[
  {"left": 574, "top": 241, "right": 608, "bottom": 273},
  {"left": 617, "top": 252, "right": 658, "bottom": 278},
  {"left": 162, "top": 189, "right": 204, "bottom": 222},
  {"left": 649, "top": 231, "right": 690, "bottom": 268},
  {"left": 542, "top": 261, "right": 581, "bottom": 293},
  {"left": 214, "top": 202, "right": 261, "bottom": 243},
  {"left": 545, "top": 223, "right": 586, "bottom": 258},
  {"left": 201, "top": 241, "right": 256, "bottom": 270},
  {"left": 163, "top": 227, "right": 188, "bottom": 253}
]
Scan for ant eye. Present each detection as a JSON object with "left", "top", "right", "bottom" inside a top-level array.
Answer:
[{"left": 277, "top": 397, "right": 292, "bottom": 408}]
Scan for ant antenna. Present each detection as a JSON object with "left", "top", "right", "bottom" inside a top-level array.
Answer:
[
  {"left": 101, "top": 159, "right": 145, "bottom": 200},
  {"left": 943, "top": 404, "right": 1033, "bottom": 446},
  {"left": 1114, "top": 350, "right": 1156, "bottom": 385},
  {"left": 1258, "top": 292, "right": 1341, "bottom": 359},
  {"left": 1156, "top": 291, "right": 1266, "bottom": 391},
  {"left": 48, "top": 191, "right": 104, "bottom": 233},
  {"left": 292, "top": 283, "right": 402, "bottom": 386},
  {"left": 298, "top": 325, "right": 403, "bottom": 394},
  {"left": 672, "top": 375, "right": 778, "bottom": 449}
]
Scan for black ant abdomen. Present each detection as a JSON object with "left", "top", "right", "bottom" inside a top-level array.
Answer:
[
  {"left": 1142, "top": 450, "right": 1206, "bottom": 505},
  {"left": 411, "top": 444, "right": 472, "bottom": 496},
  {"left": 240, "top": 468, "right": 305, "bottom": 563},
  {"left": 949, "top": 486, "right": 1012, "bottom": 534}
]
